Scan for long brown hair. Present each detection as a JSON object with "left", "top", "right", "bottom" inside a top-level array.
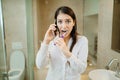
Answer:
[{"left": 54, "top": 6, "right": 78, "bottom": 52}]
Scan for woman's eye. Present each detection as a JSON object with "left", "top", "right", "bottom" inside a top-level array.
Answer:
[
  {"left": 66, "top": 20, "right": 71, "bottom": 24},
  {"left": 58, "top": 21, "right": 62, "bottom": 24}
]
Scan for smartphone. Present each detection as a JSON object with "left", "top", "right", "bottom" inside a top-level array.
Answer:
[{"left": 54, "top": 21, "right": 60, "bottom": 36}]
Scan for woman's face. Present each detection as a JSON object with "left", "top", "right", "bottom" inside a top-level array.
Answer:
[{"left": 57, "top": 13, "right": 75, "bottom": 38}]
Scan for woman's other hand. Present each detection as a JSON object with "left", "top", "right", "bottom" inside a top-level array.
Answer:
[{"left": 54, "top": 37, "right": 72, "bottom": 58}]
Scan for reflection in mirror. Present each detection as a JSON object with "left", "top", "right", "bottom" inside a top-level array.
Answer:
[{"left": 111, "top": 0, "right": 120, "bottom": 53}]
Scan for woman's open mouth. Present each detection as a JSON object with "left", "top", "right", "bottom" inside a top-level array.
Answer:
[{"left": 60, "top": 30, "right": 68, "bottom": 37}]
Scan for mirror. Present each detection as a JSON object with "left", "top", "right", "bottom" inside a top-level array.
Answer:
[{"left": 111, "top": 0, "right": 120, "bottom": 53}]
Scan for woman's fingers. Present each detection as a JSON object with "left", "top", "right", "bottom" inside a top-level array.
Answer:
[
  {"left": 49, "top": 24, "right": 56, "bottom": 31},
  {"left": 43, "top": 24, "right": 57, "bottom": 44},
  {"left": 55, "top": 38, "right": 65, "bottom": 48},
  {"left": 54, "top": 38, "right": 70, "bottom": 54}
]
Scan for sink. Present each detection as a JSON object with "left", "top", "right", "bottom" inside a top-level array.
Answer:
[{"left": 88, "top": 69, "right": 120, "bottom": 80}]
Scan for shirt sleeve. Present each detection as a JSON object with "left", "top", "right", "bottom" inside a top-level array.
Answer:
[
  {"left": 36, "top": 42, "right": 50, "bottom": 69},
  {"left": 67, "top": 36, "right": 88, "bottom": 74}
]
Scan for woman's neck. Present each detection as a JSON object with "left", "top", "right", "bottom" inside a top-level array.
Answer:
[{"left": 64, "top": 35, "right": 71, "bottom": 45}]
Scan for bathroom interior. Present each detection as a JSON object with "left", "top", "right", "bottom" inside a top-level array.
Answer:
[{"left": 0, "top": 0, "right": 120, "bottom": 80}]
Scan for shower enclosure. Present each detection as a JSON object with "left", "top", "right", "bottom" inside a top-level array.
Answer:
[{"left": 0, "top": 0, "right": 8, "bottom": 80}]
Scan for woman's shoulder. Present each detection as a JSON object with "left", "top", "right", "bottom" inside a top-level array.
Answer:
[{"left": 77, "top": 35, "right": 88, "bottom": 43}]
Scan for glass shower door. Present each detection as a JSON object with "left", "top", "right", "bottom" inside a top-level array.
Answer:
[{"left": 0, "top": 0, "right": 8, "bottom": 80}]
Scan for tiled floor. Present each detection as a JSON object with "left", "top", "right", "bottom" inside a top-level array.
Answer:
[{"left": 81, "top": 55, "right": 97, "bottom": 80}]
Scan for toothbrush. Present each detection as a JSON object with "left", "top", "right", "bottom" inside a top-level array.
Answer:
[
  {"left": 60, "top": 32, "right": 66, "bottom": 38},
  {"left": 54, "top": 33, "right": 66, "bottom": 45}
]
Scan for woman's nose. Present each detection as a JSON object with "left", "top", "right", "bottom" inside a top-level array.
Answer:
[{"left": 61, "top": 22, "right": 67, "bottom": 28}]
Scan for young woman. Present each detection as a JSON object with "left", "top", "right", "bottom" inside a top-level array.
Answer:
[{"left": 36, "top": 6, "right": 88, "bottom": 80}]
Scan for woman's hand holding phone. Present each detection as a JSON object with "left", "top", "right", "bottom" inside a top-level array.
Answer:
[{"left": 43, "top": 24, "right": 59, "bottom": 44}]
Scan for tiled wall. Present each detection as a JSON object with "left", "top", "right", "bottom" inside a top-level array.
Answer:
[{"left": 97, "top": 0, "right": 120, "bottom": 68}]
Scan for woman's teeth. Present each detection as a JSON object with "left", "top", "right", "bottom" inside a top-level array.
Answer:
[
  {"left": 62, "top": 30, "right": 67, "bottom": 33},
  {"left": 60, "top": 30, "right": 67, "bottom": 37}
]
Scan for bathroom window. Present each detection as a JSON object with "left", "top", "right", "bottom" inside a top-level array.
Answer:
[{"left": 111, "top": 0, "right": 120, "bottom": 53}]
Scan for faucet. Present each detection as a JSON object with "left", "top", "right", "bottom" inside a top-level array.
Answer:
[
  {"left": 105, "top": 58, "right": 120, "bottom": 78},
  {"left": 115, "top": 62, "right": 120, "bottom": 78},
  {"left": 105, "top": 58, "right": 118, "bottom": 70}
]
